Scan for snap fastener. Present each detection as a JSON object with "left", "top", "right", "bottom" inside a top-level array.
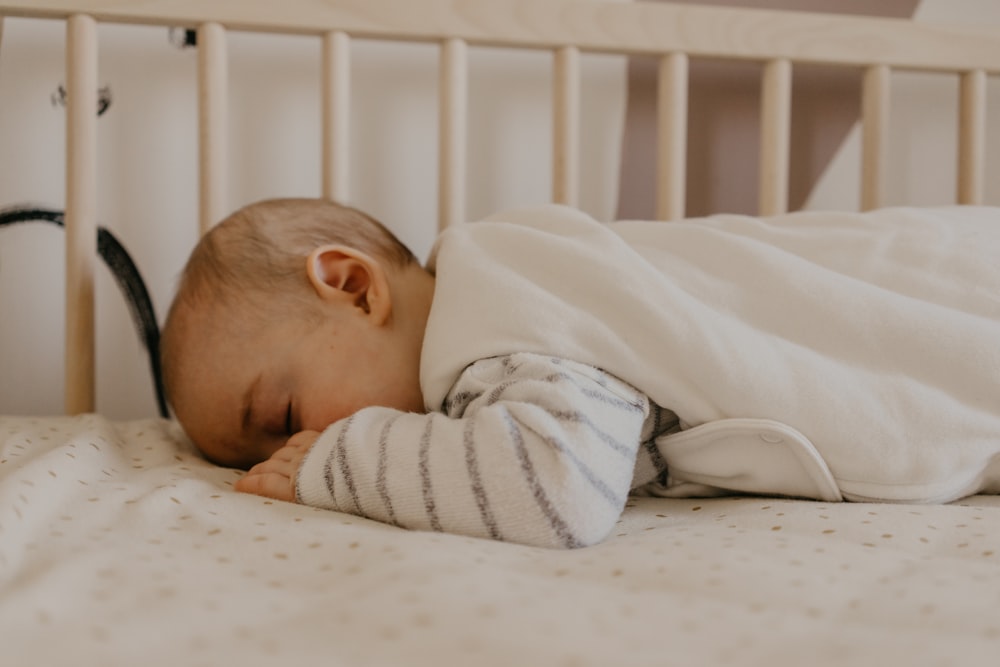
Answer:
[{"left": 759, "top": 432, "right": 784, "bottom": 444}]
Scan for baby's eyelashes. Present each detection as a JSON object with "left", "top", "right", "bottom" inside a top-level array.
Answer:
[{"left": 258, "top": 399, "right": 295, "bottom": 437}]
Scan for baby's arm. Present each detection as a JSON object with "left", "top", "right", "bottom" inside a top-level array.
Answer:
[{"left": 257, "top": 353, "right": 649, "bottom": 548}]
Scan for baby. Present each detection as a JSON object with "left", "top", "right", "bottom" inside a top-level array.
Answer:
[
  {"left": 162, "top": 198, "right": 1000, "bottom": 548},
  {"left": 162, "top": 198, "right": 678, "bottom": 548}
]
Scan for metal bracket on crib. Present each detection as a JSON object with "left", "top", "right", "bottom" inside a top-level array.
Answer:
[
  {"left": 51, "top": 84, "right": 113, "bottom": 117},
  {"left": 0, "top": 206, "right": 168, "bottom": 419},
  {"left": 167, "top": 27, "right": 197, "bottom": 49}
]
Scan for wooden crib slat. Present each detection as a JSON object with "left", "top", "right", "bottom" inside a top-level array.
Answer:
[
  {"left": 438, "top": 38, "right": 467, "bottom": 230},
  {"left": 759, "top": 58, "right": 792, "bottom": 216},
  {"left": 198, "top": 22, "right": 227, "bottom": 234},
  {"left": 65, "top": 14, "right": 98, "bottom": 414},
  {"left": 861, "top": 64, "right": 890, "bottom": 211},
  {"left": 322, "top": 30, "right": 350, "bottom": 202},
  {"left": 553, "top": 46, "right": 580, "bottom": 207},
  {"left": 958, "top": 69, "right": 986, "bottom": 206},
  {"left": 656, "top": 52, "right": 688, "bottom": 221}
]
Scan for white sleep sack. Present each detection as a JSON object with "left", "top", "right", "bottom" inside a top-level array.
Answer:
[{"left": 421, "top": 204, "right": 1000, "bottom": 503}]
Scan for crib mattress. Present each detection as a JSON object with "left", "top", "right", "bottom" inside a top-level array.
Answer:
[{"left": 3, "top": 414, "right": 999, "bottom": 666}]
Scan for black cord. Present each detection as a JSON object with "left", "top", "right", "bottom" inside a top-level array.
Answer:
[{"left": 0, "top": 206, "right": 169, "bottom": 418}]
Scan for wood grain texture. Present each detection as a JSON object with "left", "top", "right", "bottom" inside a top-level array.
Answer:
[
  {"left": 656, "top": 52, "right": 687, "bottom": 221},
  {"left": 438, "top": 38, "right": 467, "bottom": 230},
  {"left": 322, "top": 30, "right": 351, "bottom": 202},
  {"left": 553, "top": 46, "right": 580, "bottom": 207},
  {"left": 958, "top": 69, "right": 986, "bottom": 206},
  {"left": 4, "top": 0, "right": 1000, "bottom": 72},
  {"left": 65, "top": 14, "right": 98, "bottom": 414},
  {"left": 197, "top": 22, "right": 227, "bottom": 234},
  {"left": 861, "top": 64, "right": 889, "bottom": 212},
  {"left": 759, "top": 58, "right": 791, "bottom": 216}
]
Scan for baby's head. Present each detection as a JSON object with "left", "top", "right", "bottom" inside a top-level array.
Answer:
[{"left": 161, "top": 198, "right": 434, "bottom": 468}]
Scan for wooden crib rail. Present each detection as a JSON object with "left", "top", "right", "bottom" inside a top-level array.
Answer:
[
  {"left": 6, "top": 0, "right": 1000, "bottom": 72},
  {"left": 1, "top": 0, "right": 999, "bottom": 414}
]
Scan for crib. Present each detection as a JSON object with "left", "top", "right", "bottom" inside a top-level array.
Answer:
[{"left": 2, "top": 1, "right": 1000, "bottom": 665}]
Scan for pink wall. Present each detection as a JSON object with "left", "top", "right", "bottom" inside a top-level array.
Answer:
[{"left": 616, "top": 0, "right": 920, "bottom": 219}]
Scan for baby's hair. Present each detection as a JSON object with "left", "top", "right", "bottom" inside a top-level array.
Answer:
[
  {"left": 188, "top": 199, "right": 416, "bottom": 293},
  {"left": 174, "top": 197, "right": 414, "bottom": 312},
  {"left": 160, "top": 198, "right": 417, "bottom": 407}
]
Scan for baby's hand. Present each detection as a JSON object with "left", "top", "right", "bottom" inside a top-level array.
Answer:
[{"left": 234, "top": 430, "right": 320, "bottom": 503}]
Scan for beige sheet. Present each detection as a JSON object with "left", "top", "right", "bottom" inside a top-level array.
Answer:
[{"left": 3, "top": 414, "right": 999, "bottom": 665}]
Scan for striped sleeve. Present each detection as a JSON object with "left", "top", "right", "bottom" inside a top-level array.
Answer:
[{"left": 295, "top": 353, "right": 650, "bottom": 549}]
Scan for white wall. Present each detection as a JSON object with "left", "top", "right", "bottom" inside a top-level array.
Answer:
[
  {"left": 805, "top": 0, "right": 1000, "bottom": 210},
  {"left": 0, "top": 18, "right": 626, "bottom": 418}
]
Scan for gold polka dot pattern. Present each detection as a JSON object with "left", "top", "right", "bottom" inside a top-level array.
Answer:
[{"left": 2, "top": 415, "right": 1000, "bottom": 665}]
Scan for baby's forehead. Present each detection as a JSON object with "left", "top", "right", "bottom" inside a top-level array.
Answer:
[
  {"left": 175, "top": 282, "right": 241, "bottom": 323},
  {"left": 164, "top": 295, "right": 231, "bottom": 363},
  {"left": 169, "top": 296, "right": 211, "bottom": 338}
]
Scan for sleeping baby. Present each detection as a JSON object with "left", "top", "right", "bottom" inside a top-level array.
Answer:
[{"left": 160, "top": 198, "right": 1000, "bottom": 548}]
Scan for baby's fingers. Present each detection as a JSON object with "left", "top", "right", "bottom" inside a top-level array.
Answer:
[
  {"left": 234, "top": 433, "right": 315, "bottom": 503},
  {"left": 235, "top": 468, "right": 296, "bottom": 503},
  {"left": 287, "top": 430, "right": 321, "bottom": 450}
]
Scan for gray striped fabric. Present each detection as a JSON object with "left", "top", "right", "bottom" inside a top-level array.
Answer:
[{"left": 296, "top": 353, "right": 676, "bottom": 548}]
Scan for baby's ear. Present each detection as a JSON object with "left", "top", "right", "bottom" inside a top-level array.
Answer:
[{"left": 305, "top": 245, "right": 391, "bottom": 324}]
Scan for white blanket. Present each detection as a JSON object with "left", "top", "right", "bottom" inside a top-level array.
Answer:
[
  {"left": 4, "top": 414, "right": 1000, "bottom": 666},
  {"left": 422, "top": 205, "right": 1000, "bottom": 503}
]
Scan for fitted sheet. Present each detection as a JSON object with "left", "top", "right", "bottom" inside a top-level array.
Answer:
[{"left": 2, "top": 414, "right": 1000, "bottom": 666}]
